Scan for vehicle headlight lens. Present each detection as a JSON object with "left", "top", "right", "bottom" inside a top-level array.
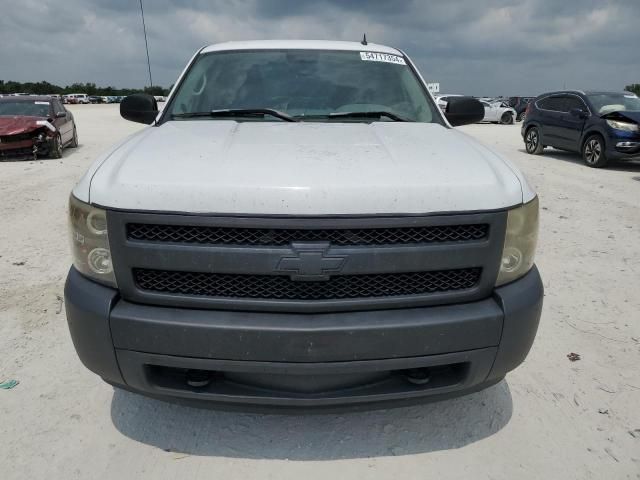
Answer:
[
  {"left": 496, "top": 197, "right": 539, "bottom": 286},
  {"left": 68, "top": 195, "right": 117, "bottom": 287},
  {"left": 606, "top": 119, "right": 639, "bottom": 132}
]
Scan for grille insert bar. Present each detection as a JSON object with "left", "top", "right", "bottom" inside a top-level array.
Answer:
[
  {"left": 127, "top": 223, "right": 489, "bottom": 246},
  {"left": 134, "top": 268, "right": 482, "bottom": 301}
]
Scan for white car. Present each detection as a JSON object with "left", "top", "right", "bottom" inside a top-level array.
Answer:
[
  {"left": 65, "top": 40, "right": 542, "bottom": 410},
  {"left": 66, "top": 93, "right": 90, "bottom": 104},
  {"left": 481, "top": 101, "right": 516, "bottom": 124},
  {"left": 434, "top": 94, "right": 464, "bottom": 112}
]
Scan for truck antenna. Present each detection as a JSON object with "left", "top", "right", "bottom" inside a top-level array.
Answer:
[
  {"left": 361, "top": 33, "right": 368, "bottom": 46},
  {"left": 139, "top": 0, "right": 153, "bottom": 88}
]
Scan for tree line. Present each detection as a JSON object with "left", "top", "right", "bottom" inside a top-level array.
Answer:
[
  {"left": 3, "top": 79, "right": 637, "bottom": 99},
  {"left": 0, "top": 80, "right": 170, "bottom": 97}
]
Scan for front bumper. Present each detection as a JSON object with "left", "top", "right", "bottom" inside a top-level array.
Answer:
[
  {"left": 606, "top": 131, "right": 640, "bottom": 161},
  {"left": 608, "top": 141, "right": 640, "bottom": 160},
  {"left": 65, "top": 266, "right": 543, "bottom": 410},
  {"left": 0, "top": 135, "right": 53, "bottom": 159}
]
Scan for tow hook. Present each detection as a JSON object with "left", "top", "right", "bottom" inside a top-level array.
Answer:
[
  {"left": 185, "top": 369, "right": 213, "bottom": 388},
  {"left": 402, "top": 368, "right": 431, "bottom": 385}
]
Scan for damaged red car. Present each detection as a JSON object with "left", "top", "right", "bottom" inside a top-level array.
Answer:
[{"left": 0, "top": 96, "right": 78, "bottom": 159}]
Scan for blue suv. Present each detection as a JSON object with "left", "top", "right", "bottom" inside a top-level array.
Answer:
[{"left": 522, "top": 90, "right": 640, "bottom": 167}]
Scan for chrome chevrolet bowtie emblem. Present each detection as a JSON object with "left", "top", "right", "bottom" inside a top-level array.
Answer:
[{"left": 276, "top": 242, "right": 346, "bottom": 281}]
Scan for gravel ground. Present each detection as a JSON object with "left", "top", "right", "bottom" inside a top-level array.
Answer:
[{"left": 1, "top": 105, "right": 639, "bottom": 479}]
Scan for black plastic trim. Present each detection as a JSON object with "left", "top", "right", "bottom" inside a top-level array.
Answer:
[
  {"left": 487, "top": 266, "right": 543, "bottom": 380},
  {"left": 115, "top": 348, "right": 497, "bottom": 408},
  {"left": 107, "top": 211, "right": 506, "bottom": 313},
  {"left": 64, "top": 267, "right": 123, "bottom": 384},
  {"left": 109, "top": 295, "right": 503, "bottom": 362},
  {"left": 64, "top": 265, "right": 543, "bottom": 409}
]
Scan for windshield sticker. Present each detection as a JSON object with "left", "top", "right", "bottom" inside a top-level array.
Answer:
[
  {"left": 34, "top": 101, "right": 50, "bottom": 105},
  {"left": 360, "top": 52, "right": 406, "bottom": 65}
]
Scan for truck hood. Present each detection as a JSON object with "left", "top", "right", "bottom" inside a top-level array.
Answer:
[
  {"left": 0, "top": 116, "right": 48, "bottom": 136},
  {"left": 84, "top": 121, "right": 526, "bottom": 215}
]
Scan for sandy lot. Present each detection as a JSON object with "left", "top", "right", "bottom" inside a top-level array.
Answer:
[{"left": 1, "top": 104, "right": 639, "bottom": 479}]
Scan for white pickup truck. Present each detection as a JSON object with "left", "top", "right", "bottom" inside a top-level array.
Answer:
[{"left": 65, "top": 40, "right": 542, "bottom": 410}]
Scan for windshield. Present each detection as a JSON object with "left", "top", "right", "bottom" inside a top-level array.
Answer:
[
  {"left": 167, "top": 50, "right": 439, "bottom": 123},
  {"left": 587, "top": 93, "right": 640, "bottom": 115},
  {"left": 0, "top": 101, "right": 51, "bottom": 117}
]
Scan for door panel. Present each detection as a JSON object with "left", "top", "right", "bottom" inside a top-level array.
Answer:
[
  {"left": 558, "top": 97, "right": 587, "bottom": 151},
  {"left": 536, "top": 96, "right": 567, "bottom": 148},
  {"left": 54, "top": 100, "right": 72, "bottom": 143}
]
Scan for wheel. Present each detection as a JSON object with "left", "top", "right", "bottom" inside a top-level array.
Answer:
[
  {"left": 525, "top": 127, "right": 544, "bottom": 155},
  {"left": 582, "top": 134, "right": 608, "bottom": 168},
  {"left": 49, "top": 133, "right": 63, "bottom": 159},
  {"left": 69, "top": 125, "right": 79, "bottom": 148},
  {"left": 516, "top": 111, "right": 525, "bottom": 122},
  {"left": 500, "top": 112, "right": 514, "bottom": 125}
]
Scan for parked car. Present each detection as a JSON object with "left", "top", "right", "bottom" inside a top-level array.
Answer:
[
  {"left": 65, "top": 40, "right": 542, "bottom": 410},
  {"left": 481, "top": 100, "right": 516, "bottom": 124},
  {"left": 522, "top": 90, "right": 640, "bottom": 167},
  {"left": 89, "top": 96, "right": 104, "bottom": 104},
  {"left": 509, "top": 96, "right": 534, "bottom": 122},
  {"left": 67, "top": 94, "right": 90, "bottom": 104},
  {"left": 0, "top": 96, "right": 78, "bottom": 159}
]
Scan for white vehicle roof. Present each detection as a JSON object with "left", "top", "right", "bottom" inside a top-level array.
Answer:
[{"left": 201, "top": 40, "right": 402, "bottom": 55}]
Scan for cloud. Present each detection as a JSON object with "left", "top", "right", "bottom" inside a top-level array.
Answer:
[{"left": 0, "top": 0, "right": 638, "bottom": 95}]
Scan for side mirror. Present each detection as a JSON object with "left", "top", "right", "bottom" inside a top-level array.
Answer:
[
  {"left": 120, "top": 94, "right": 158, "bottom": 124},
  {"left": 444, "top": 97, "right": 485, "bottom": 126},
  {"left": 570, "top": 108, "right": 589, "bottom": 119},
  {"left": 56, "top": 111, "right": 67, "bottom": 118}
]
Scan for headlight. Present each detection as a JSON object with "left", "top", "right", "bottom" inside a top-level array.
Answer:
[
  {"left": 68, "top": 195, "right": 117, "bottom": 287},
  {"left": 496, "top": 197, "right": 539, "bottom": 286},
  {"left": 606, "top": 119, "right": 639, "bottom": 132}
]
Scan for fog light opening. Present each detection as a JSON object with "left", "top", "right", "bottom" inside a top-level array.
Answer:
[
  {"left": 402, "top": 368, "right": 431, "bottom": 385},
  {"left": 186, "top": 369, "right": 213, "bottom": 388}
]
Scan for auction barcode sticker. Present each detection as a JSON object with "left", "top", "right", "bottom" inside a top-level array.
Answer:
[{"left": 360, "top": 52, "right": 406, "bottom": 65}]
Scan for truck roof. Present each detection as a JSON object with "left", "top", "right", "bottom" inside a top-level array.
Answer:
[{"left": 200, "top": 40, "right": 402, "bottom": 55}]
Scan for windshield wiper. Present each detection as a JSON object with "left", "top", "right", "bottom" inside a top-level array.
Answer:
[
  {"left": 326, "top": 111, "right": 410, "bottom": 122},
  {"left": 171, "top": 109, "right": 297, "bottom": 122}
]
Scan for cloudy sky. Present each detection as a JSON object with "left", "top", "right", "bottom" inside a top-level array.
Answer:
[{"left": 1, "top": 0, "right": 639, "bottom": 96}]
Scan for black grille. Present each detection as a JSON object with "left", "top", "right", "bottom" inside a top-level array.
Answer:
[
  {"left": 127, "top": 223, "right": 489, "bottom": 246},
  {"left": 134, "top": 268, "right": 482, "bottom": 301}
]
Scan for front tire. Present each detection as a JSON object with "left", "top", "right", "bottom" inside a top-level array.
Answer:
[
  {"left": 516, "top": 111, "right": 525, "bottom": 122},
  {"left": 49, "top": 133, "right": 63, "bottom": 159},
  {"left": 500, "top": 112, "right": 514, "bottom": 125},
  {"left": 582, "top": 134, "right": 608, "bottom": 168},
  {"left": 525, "top": 127, "right": 544, "bottom": 154}
]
